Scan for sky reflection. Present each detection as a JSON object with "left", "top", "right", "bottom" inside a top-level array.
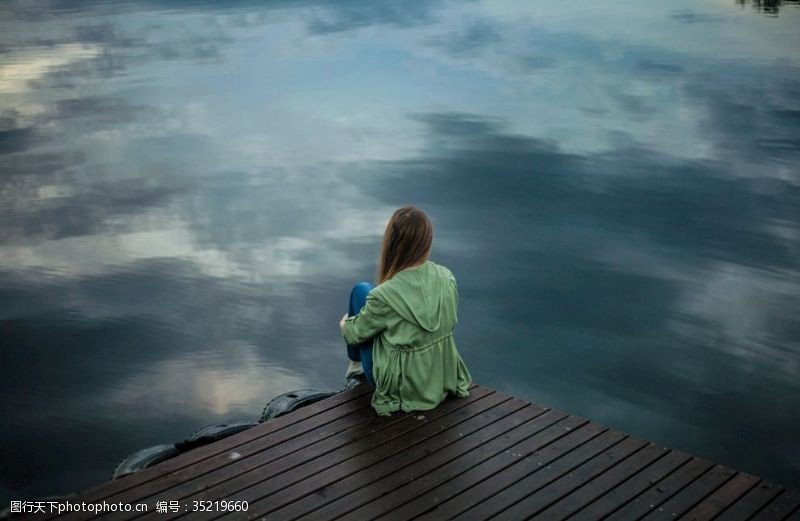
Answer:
[{"left": 1, "top": 0, "right": 799, "bottom": 503}]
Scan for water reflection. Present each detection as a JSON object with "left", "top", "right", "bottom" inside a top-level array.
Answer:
[
  {"left": 1, "top": 0, "right": 799, "bottom": 505},
  {"left": 736, "top": 0, "right": 800, "bottom": 15}
]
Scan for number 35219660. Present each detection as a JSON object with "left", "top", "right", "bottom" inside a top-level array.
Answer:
[{"left": 192, "top": 500, "right": 248, "bottom": 512}]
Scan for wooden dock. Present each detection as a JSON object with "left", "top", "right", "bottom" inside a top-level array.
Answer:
[{"left": 20, "top": 383, "right": 799, "bottom": 520}]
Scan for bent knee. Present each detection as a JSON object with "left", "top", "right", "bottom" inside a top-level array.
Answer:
[
  {"left": 354, "top": 281, "right": 373, "bottom": 291},
  {"left": 351, "top": 281, "right": 374, "bottom": 296}
]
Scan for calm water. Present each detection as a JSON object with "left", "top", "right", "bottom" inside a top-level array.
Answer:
[{"left": 1, "top": 0, "right": 799, "bottom": 504}]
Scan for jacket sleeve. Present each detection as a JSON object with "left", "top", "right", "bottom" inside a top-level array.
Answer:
[{"left": 342, "top": 293, "right": 391, "bottom": 345}]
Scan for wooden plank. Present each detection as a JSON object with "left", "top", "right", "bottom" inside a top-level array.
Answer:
[
  {"left": 43, "top": 384, "right": 372, "bottom": 521},
  {"left": 637, "top": 465, "right": 737, "bottom": 520},
  {"left": 103, "top": 393, "right": 377, "bottom": 519},
  {"left": 569, "top": 450, "right": 691, "bottom": 521},
  {"left": 605, "top": 457, "right": 714, "bottom": 520},
  {"left": 306, "top": 408, "right": 574, "bottom": 521},
  {"left": 280, "top": 399, "right": 543, "bottom": 520},
  {"left": 353, "top": 413, "right": 583, "bottom": 521},
  {"left": 750, "top": 489, "right": 800, "bottom": 521},
  {"left": 127, "top": 388, "right": 494, "bottom": 521},
  {"left": 104, "top": 396, "right": 388, "bottom": 520},
  {"left": 531, "top": 443, "right": 670, "bottom": 520},
  {"left": 414, "top": 421, "right": 607, "bottom": 520},
  {"left": 115, "top": 383, "right": 475, "bottom": 512},
  {"left": 715, "top": 481, "right": 785, "bottom": 521},
  {"left": 237, "top": 391, "right": 517, "bottom": 520},
  {"left": 680, "top": 472, "right": 761, "bottom": 520},
  {"left": 17, "top": 381, "right": 797, "bottom": 521},
  {"left": 165, "top": 387, "right": 506, "bottom": 521},
  {"left": 453, "top": 429, "right": 626, "bottom": 520},
  {"left": 105, "top": 382, "right": 412, "bottom": 521},
  {"left": 492, "top": 436, "right": 648, "bottom": 520}
]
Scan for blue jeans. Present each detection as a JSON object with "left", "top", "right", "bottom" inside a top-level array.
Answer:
[{"left": 346, "top": 281, "right": 376, "bottom": 387}]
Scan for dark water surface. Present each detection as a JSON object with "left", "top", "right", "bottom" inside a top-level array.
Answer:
[{"left": 1, "top": 0, "right": 799, "bottom": 503}]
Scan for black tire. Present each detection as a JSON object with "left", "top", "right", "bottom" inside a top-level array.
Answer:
[
  {"left": 259, "top": 389, "right": 337, "bottom": 422},
  {"left": 112, "top": 444, "right": 181, "bottom": 480}
]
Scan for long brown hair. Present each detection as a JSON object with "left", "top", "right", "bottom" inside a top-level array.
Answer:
[{"left": 377, "top": 206, "right": 433, "bottom": 284}]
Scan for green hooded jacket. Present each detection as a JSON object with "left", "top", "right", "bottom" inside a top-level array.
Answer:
[{"left": 342, "top": 260, "right": 472, "bottom": 416}]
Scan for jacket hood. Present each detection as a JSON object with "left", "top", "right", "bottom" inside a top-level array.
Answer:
[{"left": 374, "top": 261, "right": 452, "bottom": 332}]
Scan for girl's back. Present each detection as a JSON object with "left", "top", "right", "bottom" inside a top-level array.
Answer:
[{"left": 340, "top": 206, "right": 472, "bottom": 416}]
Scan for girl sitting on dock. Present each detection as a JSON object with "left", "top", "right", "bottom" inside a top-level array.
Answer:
[{"left": 339, "top": 206, "right": 472, "bottom": 416}]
